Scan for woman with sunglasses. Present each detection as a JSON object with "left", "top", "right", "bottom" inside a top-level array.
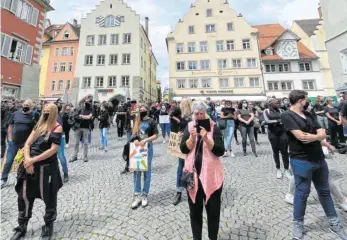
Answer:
[
  {"left": 237, "top": 100, "right": 258, "bottom": 156},
  {"left": 131, "top": 105, "right": 159, "bottom": 209}
]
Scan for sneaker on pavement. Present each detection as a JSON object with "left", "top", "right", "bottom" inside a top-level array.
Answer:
[
  {"left": 223, "top": 152, "right": 231, "bottom": 157},
  {"left": 83, "top": 157, "right": 89, "bottom": 162},
  {"left": 163, "top": 140, "right": 166, "bottom": 144},
  {"left": 120, "top": 168, "right": 129, "bottom": 174},
  {"left": 292, "top": 221, "right": 304, "bottom": 240},
  {"left": 104, "top": 148, "right": 108, "bottom": 152},
  {"left": 339, "top": 199, "right": 347, "bottom": 212},
  {"left": 276, "top": 169, "right": 283, "bottom": 179},
  {"left": 98, "top": 146, "right": 104, "bottom": 150},
  {"left": 69, "top": 157, "right": 77, "bottom": 163},
  {"left": 1, "top": 180, "right": 7, "bottom": 189},
  {"left": 230, "top": 152, "right": 236, "bottom": 158},
  {"left": 65, "top": 144, "right": 69, "bottom": 148},
  {"left": 63, "top": 173, "right": 69, "bottom": 183},
  {"left": 173, "top": 192, "right": 182, "bottom": 206},
  {"left": 330, "top": 223, "right": 347, "bottom": 240},
  {"left": 142, "top": 195, "right": 148, "bottom": 207},
  {"left": 131, "top": 195, "right": 142, "bottom": 209},
  {"left": 285, "top": 193, "right": 294, "bottom": 205},
  {"left": 284, "top": 170, "right": 292, "bottom": 179}
]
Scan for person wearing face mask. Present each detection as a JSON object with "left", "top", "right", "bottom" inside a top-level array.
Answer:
[
  {"left": 69, "top": 98, "right": 94, "bottom": 163},
  {"left": 324, "top": 97, "right": 346, "bottom": 149},
  {"left": 159, "top": 103, "right": 170, "bottom": 143},
  {"left": 220, "top": 100, "right": 236, "bottom": 157},
  {"left": 61, "top": 104, "right": 72, "bottom": 148},
  {"left": 1, "top": 99, "right": 40, "bottom": 189},
  {"left": 281, "top": 90, "right": 347, "bottom": 240},
  {"left": 237, "top": 100, "right": 258, "bottom": 157},
  {"left": 169, "top": 101, "right": 182, "bottom": 134},
  {"left": 313, "top": 95, "right": 328, "bottom": 131},
  {"left": 131, "top": 105, "right": 159, "bottom": 209},
  {"left": 281, "top": 97, "right": 291, "bottom": 111},
  {"left": 264, "top": 98, "right": 291, "bottom": 179}
]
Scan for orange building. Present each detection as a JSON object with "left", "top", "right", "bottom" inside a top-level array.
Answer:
[
  {"left": 1, "top": 0, "right": 54, "bottom": 99},
  {"left": 42, "top": 21, "right": 80, "bottom": 99}
]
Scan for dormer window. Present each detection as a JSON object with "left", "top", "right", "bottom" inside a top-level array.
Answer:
[
  {"left": 265, "top": 48, "right": 273, "bottom": 56},
  {"left": 64, "top": 31, "right": 69, "bottom": 39}
]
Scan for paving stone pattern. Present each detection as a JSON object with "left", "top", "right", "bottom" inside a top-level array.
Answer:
[{"left": 1, "top": 127, "right": 346, "bottom": 240}]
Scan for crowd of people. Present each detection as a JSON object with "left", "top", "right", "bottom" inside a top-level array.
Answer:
[{"left": 1, "top": 91, "right": 347, "bottom": 240}]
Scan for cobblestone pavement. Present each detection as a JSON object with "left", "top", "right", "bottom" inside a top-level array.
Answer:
[{"left": 1, "top": 127, "right": 346, "bottom": 240}]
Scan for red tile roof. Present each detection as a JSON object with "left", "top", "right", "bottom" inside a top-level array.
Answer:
[{"left": 253, "top": 24, "right": 317, "bottom": 60}]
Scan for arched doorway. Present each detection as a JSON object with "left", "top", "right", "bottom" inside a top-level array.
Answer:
[{"left": 109, "top": 94, "right": 125, "bottom": 111}]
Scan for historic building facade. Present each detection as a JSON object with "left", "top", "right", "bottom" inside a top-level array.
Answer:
[
  {"left": 166, "top": 0, "right": 266, "bottom": 101},
  {"left": 73, "top": 0, "right": 157, "bottom": 105}
]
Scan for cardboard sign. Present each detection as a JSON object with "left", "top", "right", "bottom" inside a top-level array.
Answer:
[
  {"left": 129, "top": 143, "right": 148, "bottom": 172},
  {"left": 159, "top": 115, "right": 170, "bottom": 124},
  {"left": 167, "top": 132, "right": 186, "bottom": 159}
]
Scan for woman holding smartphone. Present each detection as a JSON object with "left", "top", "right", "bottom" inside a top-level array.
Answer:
[{"left": 220, "top": 100, "right": 236, "bottom": 157}]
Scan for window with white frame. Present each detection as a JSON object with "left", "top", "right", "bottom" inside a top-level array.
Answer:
[
  {"left": 98, "top": 35, "right": 107, "bottom": 45},
  {"left": 66, "top": 80, "right": 71, "bottom": 90},
  {"left": 247, "top": 58, "right": 256, "bottom": 68},
  {"left": 302, "top": 80, "right": 315, "bottom": 90},
  {"left": 242, "top": 39, "right": 251, "bottom": 49},
  {"left": 83, "top": 77, "right": 91, "bottom": 88},
  {"left": 97, "top": 55, "right": 105, "bottom": 65},
  {"left": 188, "top": 61, "right": 197, "bottom": 70},
  {"left": 58, "top": 80, "right": 64, "bottom": 90},
  {"left": 68, "top": 62, "right": 72, "bottom": 72},
  {"left": 110, "top": 34, "right": 119, "bottom": 45},
  {"left": 267, "top": 81, "right": 279, "bottom": 91},
  {"left": 95, "top": 76, "right": 104, "bottom": 88},
  {"left": 123, "top": 33, "right": 131, "bottom": 44},
  {"left": 55, "top": 48, "right": 59, "bottom": 56},
  {"left": 219, "top": 78, "right": 229, "bottom": 88},
  {"left": 122, "top": 54, "right": 131, "bottom": 64},
  {"left": 218, "top": 59, "right": 227, "bottom": 69},
  {"left": 299, "top": 62, "right": 312, "bottom": 72},
  {"left": 64, "top": 31, "right": 69, "bottom": 39},
  {"left": 85, "top": 55, "right": 93, "bottom": 65},
  {"left": 176, "top": 43, "right": 184, "bottom": 53},
  {"left": 62, "top": 47, "right": 68, "bottom": 56},
  {"left": 281, "top": 81, "right": 293, "bottom": 90},
  {"left": 60, "top": 62, "right": 66, "bottom": 72},
  {"left": 53, "top": 63, "right": 58, "bottom": 72},
  {"left": 279, "top": 63, "right": 290, "bottom": 72},
  {"left": 87, "top": 35, "right": 95, "bottom": 45},
  {"left": 200, "top": 60, "right": 210, "bottom": 70},
  {"left": 188, "top": 42, "right": 196, "bottom": 53},
  {"left": 232, "top": 59, "right": 242, "bottom": 68},
  {"left": 265, "top": 64, "right": 276, "bottom": 72},
  {"left": 176, "top": 61, "right": 185, "bottom": 71},
  {"left": 177, "top": 79, "right": 186, "bottom": 89},
  {"left": 51, "top": 80, "right": 55, "bottom": 91},
  {"left": 188, "top": 26, "right": 195, "bottom": 34},
  {"left": 206, "top": 24, "right": 216, "bottom": 33},
  {"left": 121, "top": 76, "right": 130, "bottom": 86},
  {"left": 16, "top": 0, "right": 33, "bottom": 22},
  {"left": 70, "top": 47, "right": 74, "bottom": 56},
  {"left": 341, "top": 49, "right": 347, "bottom": 74},
  {"left": 4, "top": 36, "right": 33, "bottom": 64},
  {"left": 200, "top": 41, "right": 208, "bottom": 52},
  {"left": 227, "top": 22, "right": 234, "bottom": 31},
  {"left": 189, "top": 79, "right": 199, "bottom": 88},
  {"left": 108, "top": 76, "right": 117, "bottom": 87},
  {"left": 201, "top": 78, "right": 211, "bottom": 88},
  {"left": 226, "top": 40, "right": 234, "bottom": 50},
  {"left": 216, "top": 40, "right": 224, "bottom": 51},
  {"left": 206, "top": 9, "right": 212, "bottom": 17},
  {"left": 265, "top": 48, "right": 273, "bottom": 55},
  {"left": 249, "top": 77, "right": 260, "bottom": 87},
  {"left": 234, "top": 77, "right": 244, "bottom": 88},
  {"left": 110, "top": 54, "right": 118, "bottom": 65}
]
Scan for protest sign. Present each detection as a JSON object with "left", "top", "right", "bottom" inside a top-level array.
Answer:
[
  {"left": 159, "top": 115, "right": 170, "bottom": 124},
  {"left": 167, "top": 132, "right": 186, "bottom": 159},
  {"left": 129, "top": 143, "right": 148, "bottom": 172}
]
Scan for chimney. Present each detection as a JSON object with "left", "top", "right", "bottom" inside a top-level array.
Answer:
[
  {"left": 73, "top": 19, "right": 78, "bottom": 27},
  {"left": 318, "top": 6, "right": 322, "bottom": 19},
  {"left": 145, "top": 17, "right": 149, "bottom": 35}
]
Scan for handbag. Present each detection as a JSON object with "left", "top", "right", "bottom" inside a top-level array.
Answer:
[{"left": 218, "top": 119, "right": 227, "bottom": 130}]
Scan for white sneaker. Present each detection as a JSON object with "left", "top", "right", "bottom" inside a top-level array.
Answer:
[
  {"left": 230, "top": 152, "right": 236, "bottom": 158},
  {"left": 163, "top": 140, "right": 166, "bottom": 144},
  {"left": 223, "top": 152, "right": 230, "bottom": 157},
  {"left": 131, "top": 195, "right": 141, "bottom": 209},
  {"left": 339, "top": 199, "right": 347, "bottom": 212},
  {"left": 284, "top": 170, "right": 292, "bottom": 179},
  {"left": 276, "top": 169, "right": 283, "bottom": 179},
  {"left": 65, "top": 144, "right": 69, "bottom": 148},
  {"left": 285, "top": 193, "right": 294, "bottom": 205},
  {"left": 142, "top": 195, "right": 148, "bottom": 207}
]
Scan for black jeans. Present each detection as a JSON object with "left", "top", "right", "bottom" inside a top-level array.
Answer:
[
  {"left": 117, "top": 118, "right": 125, "bottom": 138},
  {"left": 239, "top": 125, "right": 256, "bottom": 153},
  {"left": 329, "top": 121, "right": 346, "bottom": 147},
  {"left": 188, "top": 181, "right": 223, "bottom": 240},
  {"left": 268, "top": 131, "right": 289, "bottom": 169},
  {"left": 1, "top": 130, "right": 6, "bottom": 158},
  {"left": 254, "top": 127, "right": 259, "bottom": 142},
  {"left": 63, "top": 127, "right": 70, "bottom": 144}
]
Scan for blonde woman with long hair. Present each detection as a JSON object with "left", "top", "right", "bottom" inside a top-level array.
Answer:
[
  {"left": 173, "top": 98, "right": 192, "bottom": 205},
  {"left": 131, "top": 104, "right": 159, "bottom": 209},
  {"left": 11, "top": 103, "right": 63, "bottom": 240}
]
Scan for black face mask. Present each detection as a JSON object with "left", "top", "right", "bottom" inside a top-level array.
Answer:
[
  {"left": 140, "top": 111, "right": 147, "bottom": 120},
  {"left": 85, "top": 102, "right": 91, "bottom": 108},
  {"left": 303, "top": 102, "right": 310, "bottom": 111},
  {"left": 22, "top": 107, "right": 30, "bottom": 112},
  {"left": 43, "top": 113, "right": 49, "bottom": 120},
  {"left": 57, "top": 106, "right": 62, "bottom": 112}
]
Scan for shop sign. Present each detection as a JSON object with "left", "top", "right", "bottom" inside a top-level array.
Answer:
[
  {"left": 98, "top": 89, "right": 114, "bottom": 94},
  {"left": 204, "top": 90, "right": 234, "bottom": 94}
]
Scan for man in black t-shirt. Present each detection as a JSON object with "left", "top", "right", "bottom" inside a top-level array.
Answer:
[
  {"left": 281, "top": 90, "right": 346, "bottom": 240},
  {"left": 170, "top": 101, "right": 182, "bottom": 133},
  {"left": 313, "top": 95, "right": 328, "bottom": 130}
]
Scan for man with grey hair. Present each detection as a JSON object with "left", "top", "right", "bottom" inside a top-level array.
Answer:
[{"left": 1, "top": 99, "right": 40, "bottom": 188}]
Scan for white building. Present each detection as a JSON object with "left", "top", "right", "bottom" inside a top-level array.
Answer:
[
  {"left": 254, "top": 24, "right": 327, "bottom": 100},
  {"left": 73, "top": 0, "right": 158, "bottom": 105}
]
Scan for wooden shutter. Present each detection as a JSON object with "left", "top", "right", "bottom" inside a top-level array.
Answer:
[
  {"left": 9, "top": 0, "right": 18, "bottom": 13},
  {"left": 1, "top": 34, "right": 12, "bottom": 57},
  {"left": 30, "top": 7, "right": 39, "bottom": 26},
  {"left": 24, "top": 44, "right": 33, "bottom": 65}
]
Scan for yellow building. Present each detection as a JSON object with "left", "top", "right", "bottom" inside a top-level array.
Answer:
[
  {"left": 166, "top": 0, "right": 266, "bottom": 101},
  {"left": 39, "top": 32, "right": 52, "bottom": 98},
  {"left": 291, "top": 18, "right": 336, "bottom": 96}
]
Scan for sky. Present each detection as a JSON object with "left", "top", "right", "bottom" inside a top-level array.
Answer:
[{"left": 47, "top": 0, "right": 320, "bottom": 89}]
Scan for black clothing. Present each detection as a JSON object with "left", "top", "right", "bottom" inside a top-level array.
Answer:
[
  {"left": 324, "top": 106, "right": 340, "bottom": 121},
  {"left": 281, "top": 110, "right": 324, "bottom": 161},
  {"left": 179, "top": 117, "right": 192, "bottom": 132},
  {"left": 139, "top": 117, "right": 159, "bottom": 139},
  {"left": 1, "top": 130, "right": 6, "bottom": 158},
  {"left": 79, "top": 108, "right": 94, "bottom": 129},
  {"left": 61, "top": 112, "right": 71, "bottom": 144},
  {"left": 221, "top": 107, "right": 235, "bottom": 120},
  {"left": 341, "top": 102, "right": 347, "bottom": 117},
  {"left": 180, "top": 125, "right": 225, "bottom": 176},
  {"left": 9, "top": 111, "right": 40, "bottom": 145},
  {"left": 264, "top": 108, "right": 285, "bottom": 133},
  {"left": 328, "top": 121, "right": 346, "bottom": 147},
  {"left": 170, "top": 107, "right": 182, "bottom": 133},
  {"left": 313, "top": 103, "right": 326, "bottom": 116},
  {"left": 150, "top": 107, "right": 160, "bottom": 122},
  {"left": 98, "top": 110, "right": 110, "bottom": 129},
  {"left": 116, "top": 105, "right": 127, "bottom": 137}
]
